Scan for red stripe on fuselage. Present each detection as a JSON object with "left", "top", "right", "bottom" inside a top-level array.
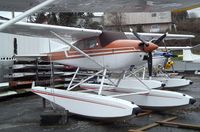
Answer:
[{"left": 48, "top": 47, "right": 142, "bottom": 60}]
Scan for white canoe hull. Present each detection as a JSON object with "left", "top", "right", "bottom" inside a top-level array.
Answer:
[
  {"left": 32, "top": 86, "right": 141, "bottom": 119},
  {"left": 80, "top": 83, "right": 195, "bottom": 110}
]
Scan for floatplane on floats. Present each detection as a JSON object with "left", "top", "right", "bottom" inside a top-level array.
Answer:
[
  {"left": 0, "top": 0, "right": 199, "bottom": 80},
  {"left": 182, "top": 45, "right": 200, "bottom": 63},
  {"left": 0, "top": 0, "right": 199, "bottom": 119},
  {"left": 91, "top": 35, "right": 195, "bottom": 90},
  {"left": 150, "top": 47, "right": 194, "bottom": 89},
  {"left": 0, "top": 19, "right": 196, "bottom": 117},
  {"left": 181, "top": 45, "right": 200, "bottom": 75},
  {"left": 120, "top": 47, "right": 194, "bottom": 90}
]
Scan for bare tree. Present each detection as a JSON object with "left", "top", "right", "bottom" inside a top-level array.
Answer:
[
  {"left": 108, "top": 13, "right": 124, "bottom": 31},
  {"left": 172, "top": 11, "right": 188, "bottom": 22},
  {"left": 28, "top": 12, "right": 102, "bottom": 29}
]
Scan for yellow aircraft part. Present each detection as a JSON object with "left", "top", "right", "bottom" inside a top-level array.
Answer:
[
  {"left": 172, "top": 4, "right": 200, "bottom": 13},
  {"left": 164, "top": 60, "right": 174, "bottom": 69}
]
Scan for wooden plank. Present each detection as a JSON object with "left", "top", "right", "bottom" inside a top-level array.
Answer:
[
  {"left": 129, "top": 116, "right": 177, "bottom": 132},
  {"left": 136, "top": 123, "right": 158, "bottom": 131},
  {"left": 136, "top": 110, "right": 152, "bottom": 117},
  {"left": 128, "top": 130, "right": 144, "bottom": 132},
  {"left": 157, "top": 121, "right": 200, "bottom": 130},
  {"left": 160, "top": 117, "right": 177, "bottom": 122}
]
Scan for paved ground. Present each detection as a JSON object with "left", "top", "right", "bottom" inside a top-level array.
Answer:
[{"left": 0, "top": 75, "right": 200, "bottom": 132}]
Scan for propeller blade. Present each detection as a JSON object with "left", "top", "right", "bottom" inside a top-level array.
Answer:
[
  {"left": 154, "top": 32, "right": 168, "bottom": 45},
  {"left": 130, "top": 28, "right": 147, "bottom": 45},
  {"left": 148, "top": 52, "right": 153, "bottom": 77}
]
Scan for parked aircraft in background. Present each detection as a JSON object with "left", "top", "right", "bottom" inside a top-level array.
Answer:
[{"left": 182, "top": 46, "right": 200, "bottom": 63}]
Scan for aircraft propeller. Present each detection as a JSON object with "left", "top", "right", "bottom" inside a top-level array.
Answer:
[
  {"left": 130, "top": 28, "right": 167, "bottom": 78},
  {"left": 130, "top": 28, "right": 149, "bottom": 47}
]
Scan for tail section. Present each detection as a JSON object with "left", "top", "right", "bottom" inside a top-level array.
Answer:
[
  {"left": 183, "top": 49, "right": 193, "bottom": 61},
  {"left": 183, "top": 48, "right": 200, "bottom": 63}
]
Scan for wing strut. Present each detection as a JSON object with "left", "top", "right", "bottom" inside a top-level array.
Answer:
[
  {"left": 67, "top": 67, "right": 79, "bottom": 90},
  {"left": 51, "top": 31, "right": 114, "bottom": 94},
  {"left": 98, "top": 69, "right": 107, "bottom": 95},
  {"left": 0, "top": 0, "right": 57, "bottom": 31}
]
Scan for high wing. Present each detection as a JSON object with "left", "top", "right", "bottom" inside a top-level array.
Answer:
[
  {"left": 0, "top": 0, "right": 199, "bottom": 12},
  {"left": 0, "top": 20, "right": 195, "bottom": 43},
  {"left": 0, "top": 20, "right": 102, "bottom": 42},
  {"left": 125, "top": 32, "right": 195, "bottom": 41},
  {"left": 158, "top": 46, "right": 192, "bottom": 50}
]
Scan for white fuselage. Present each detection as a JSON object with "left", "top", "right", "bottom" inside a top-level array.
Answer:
[{"left": 54, "top": 51, "right": 146, "bottom": 71}]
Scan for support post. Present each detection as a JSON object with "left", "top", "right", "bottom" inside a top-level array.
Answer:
[
  {"left": 50, "top": 61, "right": 55, "bottom": 87},
  {"left": 35, "top": 58, "right": 39, "bottom": 86},
  {"left": 126, "top": 66, "right": 145, "bottom": 78},
  {"left": 142, "top": 67, "right": 146, "bottom": 80},
  {"left": 116, "top": 70, "right": 125, "bottom": 87},
  {"left": 36, "top": 58, "right": 46, "bottom": 109},
  {"left": 130, "top": 71, "right": 151, "bottom": 91},
  {"left": 68, "top": 70, "right": 103, "bottom": 91},
  {"left": 67, "top": 67, "right": 79, "bottom": 90},
  {"left": 42, "top": 98, "right": 46, "bottom": 109},
  {"left": 98, "top": 69, "right": 107, "bottom": 95},
  {"left": 0, "top": 0, "right": 56, "bottom": 31}
]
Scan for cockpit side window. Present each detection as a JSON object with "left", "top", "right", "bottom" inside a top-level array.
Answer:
[{"left": 73, "top": 37, "right": 99, "bottom": 50}]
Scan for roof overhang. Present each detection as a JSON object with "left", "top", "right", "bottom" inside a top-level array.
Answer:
[{"left": 0, "top": 0, "right": 199, "bottom": 12}]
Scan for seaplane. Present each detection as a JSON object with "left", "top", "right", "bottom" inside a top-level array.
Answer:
[
  {"left": 139, "top": 51, "right": 193, "bottom": 89},
  {"left": 98, "top": 33, "right": 195, "bottom": 90},
  {"left": 149, "top": 46, "right": 195, "bottom": 89},
  {"left": 182, "top": 45, "right": 200, "bottom": 63},
  {"left": 0, "top": 0, "right": 198, "bottom": 119},
  {"left": 174, "top": 45, "right": 200, "bottom": 75},
  {"left": 0, "top": 18, "right": 197, "bottom": 117},
  {"left": 0, "top": 0, "right": 199, "bottom": 82}
]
